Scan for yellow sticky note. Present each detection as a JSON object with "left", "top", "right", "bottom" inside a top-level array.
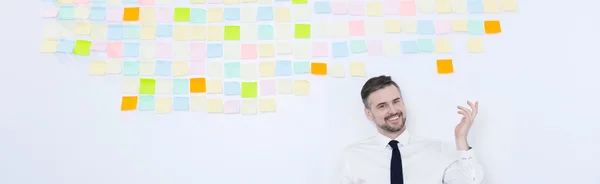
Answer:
[
  {"left": 258, "top": 43, "right": 275, "bottom": 58},
  {"left": 207, "top": 8, "right": 224, "bottom": 22},
  {"left": 155, "top": 97, "right": 172, "bottom": 114},
  {"left": 483, "top": 0, "right": 501, "bottom": 13},
  {"left": 190, "top": 26, "right": 206, "bottom": 40},
  {"left": 89, "top": 61, "right": 106, "bottom": 76},
  {"left": 366, "top": 2, "right": 383, "bottom": 16},
  {"left": 241, "top": 99, "right": 257, "bottom": 115},
  {"left": 74, "top": 6, "right": 90, "bottom": 19},
  {"left": 140, "top": 7, "right": 156, "bottom": 22},
  {"left": 294, "top": 80, "right": 310, "bottom": 96},
  {"left": 106, "top": 60, "right": 122, "bottom": 74},
  {"left": 241, "top": 63, "right": 258, "bottom": 80},
  {"left": 242, "top": 0, "right": 257, "bottom": 2},
  {"left": 384, "top": 20, "right": 402, "bottom": 33},
  {"left": 500, "top": 0, "right": 518, "bottom": 11},
  {"left": 58, "top": 0, "right": 74, "bottom": 3},
  {"left": 293, "top": 42, "right": 310, "bottom": 59},
  {"left": 155, "top": 79, "right": 173, "bottom": 95},
  {"left": 384, "top": 41, "right": 401, "bottom": 56},
  {"left": 172, "top": 61, "right": 189, "bottom": 76},
  {"left": 276, "top": 79, "right": 293, "bottom": 94},
  {"left": 140, "top": 25, "right": 156, "bottom": 40},
  {"left": 190, "top": 95, "right": 206, "bottom": 112},
  {"left": 417, "top": 0, "right": 434, "bottom": 13},
  {"left": 349, "top": 62, "right": 366, "bottom": 77},
  {"left": 400, "top": 20, "right": 417, "bottom": 33},
  {"left": 257, "top": 0, "right": 271, "bottom": 3},
  {"left": 173, "top": 25, "right": 189, "bottom": 41},
  {"left": 58, "top": 22, "right": 76, "bottom": 39},
  {"left": 435, "top": 0, "right": 452, "bottom": 13},
  {"left": 259, "top": 98, "right": 276, "bottom": 112},
  {"left": 139, "top": 61, "right": 156, "bottom": 76},
  {"left": 259, "top": 61, "right": 275, "bottom": 77},
  {"left": 435, "top": 39, "right": 452, "bottom": 53},
  {"left": 207, "top": 61, "right": 223, "bottom": 78},
  {"left": 75, "top": 22, "right": 92, "bottom": 35},
  {"left": 275, "top": 24, "right": 292, "bottom": 40},
  {"left": 207, "top": 25, "right": 223, "bottom": 41},
  {"left": 122, "top": 78, "right": 139, "bottom": 94},
  {"left": 206, "top": 79, "right": 223, "bottom": 94},
  {"left": 240, "top": 8, "right": 257, "bottom": 22},
  {"left": 274, "top": 7, "right": 291, "bottom": 22},
  {"left": 43, "top": 22, "right": 61, "bottom": 38},
  {"left": 451, "top": 20, "right": 468, "bottom": 32},
  {"left": 91, "top": 24, "right": 108, "bottom": 40},
  {"left": 40, "top": 39, "right": 58, "bottom": 53},
  {"left": 312, "top": 22, "right": 330, "bottom": 38},
  {"left": 452, "top": 0, "right": 467, "bottom": 13},
  {"left": 241, "top": 24, "right": 257, "bottom": 40},
  {"left": 224, "top": 43, "right": 241, "bottom": 59},
  {"left": 467, "top": 38, "right": 484, "bottom": 53},
  {"left": 366, "top": 20, "right": 385, "bottom": 36},
  {"left": 329, "top": 63, "right": 345, "bottom": 78},
  {"left": 140, "top": 43, "right": 156, "bottom": 59},
  {"left": 190, "top": 0, "right": 205, "bottom": 4},
  {"left": 224, "top": 0, "right": 240, "bottom": 4},
  {"left": 276, "top": 42, "right": 292, "bottom": 55},
  {"left": 207, "top": 98, "right": 224, "bottom": 113},
  {"left": 293, "top": 6, "right": 311, "bottom": 21},
  {"left": 332, "top": 21, "right": 349, "bottom": 37},
  {"left": 173, "top": 43, "right": 190, "bottom": 59}
]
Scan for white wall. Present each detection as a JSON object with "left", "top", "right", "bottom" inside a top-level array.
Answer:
[{"left": 0, "top": 0, "right": 599, "bottom": 184}]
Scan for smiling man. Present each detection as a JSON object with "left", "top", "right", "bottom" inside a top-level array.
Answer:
[{"left": 334, "top": 75, "right": 484, "bottom": 184}]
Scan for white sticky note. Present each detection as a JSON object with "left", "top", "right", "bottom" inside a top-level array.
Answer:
[
  {"left": 366, "top": 20, "right": 385, "bottom": 36},
  {"left": 122, "top": 78, "right": 140, "bottom": 94},
  {"left": 106, "top": 60, "right": 122, "bottom": 74},
  {"left": 293, "top": 42, "right": 311, "bottom": 59},
  {"left": 329, "top": 63, "right": 345, "bottom": 78},
  {"left": 400, "top": 20, "right": 417, "bottom": 33},
  {"left": 275, "top": 24, "right": 293, "bottom": 40},
  {"left": 276, "top": 79, "right": 293, "bottom": 94},
  {"left": 241, "top": 99, "right": 257, "bottom": 115},
  {"left": 155, "top": 97, "right": 172, "bottom": 114},
  {"left": 293, "top": 5, "right": 311, "bottom": 21},
  {"left": 155, "top": 79, "right": 173, "bottom": 95},
  {"left": 140, "top": 24, "right": 157, "bottom": 40},
  {"left": 276, "top": 42, "right": 292, "bottom": 55},
  {"left": 383, "top": 41, "right": 401, "bottom": 56},
  {"left": 190, "top": 95, "right": 206, "bottom": 112},
  {"left": 241, "top": 8, "right": 257, "bottom": 22},
  {"left": 241, "top": 63, "right": 258, "bottom": 80},
  {"left": 207, "top": 61, "right": 224, "bottom": 78},
  {"left": 89, "top": 61, "right": 106, "bottom": 75},
  {"left": 140, "top": 43, "right": 156, "bottom": 59},
  {"left": 417, "top": 0, "right": 434, "bottom": 13},
  {"left": 452, "top": 0, "right": 467, "bottom": 13},
  {"left": 75, "top": 22, "right": 92, "bottom": 35},
  {"left": 139, "top": 61, "right": 156, "bottom": 76},
  {"left": 173, "top": 43, "right": 190, "bottom": 59},
  {"left": 91, "top": 24, "right": 108, "bottom": 40},
  {"left": 332, "top": 21, "right": 350, "bottom": 37},
  {"left": 241, "top": 24, "right": 257, "bottom": 41},
  {"left": 312, "top": 22, "right": 331, "bottom": 38},
  {"left": 224, "top": 43, "right": 241, "bottom": 59}
]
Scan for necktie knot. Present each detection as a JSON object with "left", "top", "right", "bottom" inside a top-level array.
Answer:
[{"left": 389, "top": 140, "right": 400, "bottom": 150}]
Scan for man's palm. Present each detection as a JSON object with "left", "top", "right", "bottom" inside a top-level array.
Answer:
[{"left": 455, "top": 101, "right": 478, "bottom": 138}]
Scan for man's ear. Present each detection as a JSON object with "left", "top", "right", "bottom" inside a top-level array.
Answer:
[{"left": 364, "top": 108, "right": 374, "bottom": 121}]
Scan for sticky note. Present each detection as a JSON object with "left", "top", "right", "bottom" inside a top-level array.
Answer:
[
  {"left": 313, "top": 22, "right": 330, "bottom": 38},
  {"left": 206, "top": 98, "right": 223, "bottom": 113},
  {"left": 484, "top": 20, "right": 501, "bottom": 34},
  {"left": 40, "top": 39, "right": 58, "bottom": 53},
  {"left": 123, "top": 25, "right": 141, "bottom": 39},
  {"left": 138, "top": 96, "right": 155, "bottom": 111},
  {"left": 258, "top": 25, "right": 274, "bottom": 40},
  {"left": 207, "top": 43, "right": 223, "bottom": 58},
  {"left": 140, "top": 25, "right": 157, "bottom": 40},
  {"left": 276, "top": 42, "right": 292, "bottom": 55},
  {"left": 122, "top": 78, "right": 140, "bottom": 94},
  {"left": 451, "top": 20, "right": 468, "bottom": 32},
  {"left": 294, "top": 42, "right": 311, "bottom": 59},
  {"left": 241, "top": 82, "right": 258, "bottom": 98},
  {"left": 189, "top": 60, "right": 205, "bottom": 75},
  {"left": 224, "top": 62, "right": 241, "bottom": 78},
  {"left": 224, "top": 8, "right": 240, "bottom": 20},
  {"left": 223, "top": 100, "right": 240, "bottom": 114},
  {"left": 294, "top": 80, "right": 310, "bottom": 95},
  {"left": 120, "top": 96, "right": 138, "bottom": 111},
  {"left": 275, "top": 79, "right": 293, "bottom": 94},
  {"left": 366, "top": 1, "right": 383, "bottom": 16},
  {"left": 349, "top": 20, "right": 365, "bottom": 36},
  {"left": 155, "top": 97, "right": 172, "bottom": 114},
  {"left": 241, "top": 63, "right": 258, "bottom": 80},
  {"left": 312, "top": 42, "right": 328, "bottom": 57},
  {"left": 435, "top": 39, "right": 452, "bottom": 53},
  {"left": 58, "top": 6, "right": 74, "bottom": 20},
  {"left": 224, "top": 0, "right": 240, "bottom": 4},
  {"left": 139, "top": 7, "right": 155, "bottom": 22},
  {"left": 274, "top": 7, "right": 291, "bottom": 22},
  {"left": 329, "top": 63, "right": 345, "bottom": 78},
  {"left": 257, "top": 6, "right": 273, "bottom": 21},
  {"left": 173, "top": 97, "right": 190, "bottom": 111},
  {"left": 190, "top": 95, "right": 206, "bottom": 112},
  {"left": 259, "top": 98, "right": 276, "bottom": 112},
  {"left": 190, "top": 43, "right": 206, "bottom": 58},
  {"left": 292, "top": 0, "right": 307, "bottom": 4},
  {"left": 332, "top": 42, "right": 349, "bottom": 58},
  {"left": 383, "top": 0, "right": 400, "bottom": 15},
  {"left": 207, "top": 8, "right": 224, "bottom": 22},
  {"left": 500, "top": 0, "right": 518, "bottom": 11},
  {"left": 260, "top": 80, "right": 276, "bottom": 96},
  {"left": 206, "top": 79, "right": 223, "bottom": 94},
  {"left": 190, "top": 8, "right": 207, "bottom": 23},
  {"left": 190, "top": 78, "right": 207, "bottom": 93},
  {"left": 223, "top": 43, "right": 240, "bottom": 60},
  {"left": 123, "top": 42, "right": 140, "bottom": 57},
  {"left": 400, "top": 20, "right": 417, "bottom": 33},
  {"left": 418, "top": 20, "right": 435, "bottom": 35},
  {"left": 74, "top": 6, "right": 91, "bottom": 19},
  {"left": 106, "top": 60, "right": 122, "bottom": 74},
  {"left": 259, "top": 61, "right": 276, "bottom": 77},
  {"left": 435, "top": 0, "right": 452, "bottom": 13},
  {"left": 483, "top": 0, "right": 500, "bottom": 13},
  {"left": 240, "top": 8, "right": 257, "bottom": 22},
  {"left": 224, "top": 82, "right": 240, "bottom": 95},
  {"left": 174, "top": 7, "right": 190, "bottom": 22},
  {"left": 123, "top": 61, "right": 139, "bottom": 76},
  {"left": 155, "top": 79, "right": 173, "bottom": 95},
  {"left": 417, "top": 39, "right": 434, "bottom": 52},
  {"left": 366, "top": 20, "right": 385, "bottom": 36},
  {"left": 331, "top": 1, "right": 347, "bottom": 14},
  {"left": 241, "top": 44, "right": 258, "bottom": 59},
  {"left": 348, "top": 1, "right": 365, "bottom": 15},
  {"left": 293, "top": 61, "right": 310, "bottom": 74},
  {"left": 399, "top": 1, "right": 416, "bottom": 16},
  {"left": 91, "top": 42, "right": 107, "bottom": 51},
  {"left": 384, "top": 20, "right": 402, "bottom": 33},
  {"left": 311, "top": 62, "right": 327, "bottom": 75},
  {"left": 294, "top": 24, "right": 311, "bottom": 38},
  {"left": 42, "top": 6, "right": 59, "bottom": 18},
  {"left": 367, "top": 40, "right": 382, "bottom": 56},
  {"left": 156, "top": 24, "right": 173, "bottom": 37},
  {"left": 314, "top": 1, "right": 331, "bottom": 13},
  {"left": 172, "top": 61, "right": 189, "bottom": 76},
  {"left": 123, "top": 7, "right": 139, "bottom": 21},
  {"left": 89, "top": 7, "right": 106, "bottom": 21},
  {"left": 73, "top": 40, "right": 92, "bottom": 56},
  {"left": 258, "top": 43, "right": 275, "bottom": 58},
  {"left": 173, "top": 79, "right": 190, "bottom": 94},
  {"left": 275, "top": 24, "right": 292, "bottom": 40},
  {"left": 275, "top": 60, "right": 292, "bottom": 76},
  {"left": 293, "top": 6, "right": 311, "bottom": 20},
  {"left": 139, "top": 78, "right": 156, "bottom": 95},
  {"left": 349, "top": 62, "right": 366, "bottom": 77},
  {"left": 467, "top": 37, "right": 484, "bottom": 53},
  {"left": 435, "top": 20, "right": 451, "bottom": 34},
  {"left": 436, "top": 59, "right": 453, "bottom": 74},
  {"left": 452, "top": 0, "right": 467, "bottom": 13},
  {"left": 241, "top": 99, "right": 257, "bottom": 114},
  {"left": 224, "top": 26, "right": 241, "bottom": 40},
  {"left": 139, "top": 61, "right": 156, "bottom": 76},
  {"left": 468, "top": 20, "right": 484, "bottom": 34},
  {"left": 172, "top": 25, "right": 189, "bottom": 40},
  {"left": 107, "top": 24, "right": 123, "bottom": 40},
  {"left": 417, "top": 0, "right": 434, "bottom": 13},
  {"left": 467, "top": 0, "right": 484, "bottom": 13},
  {"left": 401, "top": 41, "right": 418, "bottom": 53},
  {"left": 241, "top": 24, "right": 258, "bottom": 40},
  {"left": 207, "top": 25, "right": 224, "bottom": 41},
  {"left": 89, "top": 61, "right": 107, "bottom": 75},
  {"left": 155, "top": 61, "right": 171, "bottom": 76},
  {"left": 350, "top": 40, "right": 367, "bottom": 53},
  {"left": 207, "top": 61, "right": 224, "bottom": 78},
  {"left": 156, "top": 8, "right": 173, "bottom": 22},
  {"left": 106, "top": 7, "right": 123, "bottom": 22},
  {"left": 190, "top": 26, "right": 206, "bottom": 40},
  {"left": 107, "top": 42, "right": 123, "bottom": 58}
]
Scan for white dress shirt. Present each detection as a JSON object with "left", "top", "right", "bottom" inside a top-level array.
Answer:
[{"left": 334, "top": 131, "right": 484, "bottom": 184}]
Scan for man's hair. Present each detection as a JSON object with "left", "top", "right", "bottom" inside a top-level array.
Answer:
[{"left": 360, "top": 75, "right": 400, "bottom": 108}]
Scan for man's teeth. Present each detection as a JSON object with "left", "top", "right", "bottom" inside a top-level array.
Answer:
[{"left": 388, "top": 116, "right": 399, "bottom": 120}]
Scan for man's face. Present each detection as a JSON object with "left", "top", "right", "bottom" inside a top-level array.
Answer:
[{"left": 364, "top": 85, "right": 406, "bottom": 133}]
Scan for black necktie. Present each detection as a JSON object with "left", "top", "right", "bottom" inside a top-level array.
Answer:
[{"left": 389, "top": 140, "right": 404, "bottom": 184}]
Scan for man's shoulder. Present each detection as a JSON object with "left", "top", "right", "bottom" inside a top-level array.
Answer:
[{"left": 340, "top": 136, "right": 379, "bottom": 153}]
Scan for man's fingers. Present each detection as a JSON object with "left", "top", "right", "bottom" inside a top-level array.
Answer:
[
  {"left": 457, "top": 106, "right": 472, "bottom": 116},
  {"left": 458, "top": 110, "right": 470, "bottom": 120}
]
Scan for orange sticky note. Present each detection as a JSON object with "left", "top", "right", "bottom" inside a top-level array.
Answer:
[
  {"left": 190, "top": 78, "right": 206, "bottom": 93},
  {"left": 436, "top": 59, "right": 454, "bottom": 74},
  {"left": 123, "top": 7, "right": 140, "bottom": 21},
  {"left": 120, "top": 96, "right": 138, "bottom": 111},
  {"left": 311, "top": 62, "right": 327, "bottom": 75},
  {"left": 484, "top": 20, "right": 501, "bottom": 34}
]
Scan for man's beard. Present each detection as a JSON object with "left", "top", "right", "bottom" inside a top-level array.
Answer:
[{"left": 378, "top": 112, "right": 405, "bottom": 133}]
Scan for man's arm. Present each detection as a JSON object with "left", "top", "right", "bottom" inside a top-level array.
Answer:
[
  {"left": 442, "top": 148, "right": 485, "bottom": 184},
  {"left": 332, "top": 151, "right": 354, "bottom": 184}
]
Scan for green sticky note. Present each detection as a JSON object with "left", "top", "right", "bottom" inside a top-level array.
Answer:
[
  {"left": 258, "top": 25, "right": 274, "bottom": 40},
  {"left": 293, "top": 61, "right": 310, "bottom": 74},
  {"left": 190, "top": 8, "right": 206, "bottom": 23},
  {"left": 350, "top": 40, "right": 367, "bottom": 53},
  {"left": 224, "top": 26, "right": 240, "bottom": 40},
  {"left": 417, "top": 38, "right": 434, "bottom": 52},
  {"left": 294, "top": 24, "right": 311, "bottom": 38},
  {"left": 138, "top": 95, "right": 155, "bottom": 111},
  {"left": 139, "top": 78, "right": 156, "bottom": 95},
  {"left": 73, "top": 40, "right": 92, "bottom": 56},
  {"left": 224, "top": 62, "right": 241, "bottom": 78},
  {"left": 467, "top": 20, "right": 484, "bottom": 35},
  {"left": 174, "top": 8, "right": 191, "bottom": 22},
  {"left": 292, "top": 0, "right": 308, "bottom": 4},
  {"left": 173, "top": 79, "right": 189, "bottom": 94},
  {"left": 241, "top": 82, "right": 258, "bottom": 98}
]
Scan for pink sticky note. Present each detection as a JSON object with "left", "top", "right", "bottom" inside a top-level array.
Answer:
[
  {"left": 106, "top": 7, "right": 123, "bottom": 22},
  {"left": 41, "top": 7, "right": 59, "bottom": 18},
  {"left": 156, "top": 8, "right": 173, "bottom": 22},
  {"left": 367, "top": 40, "right": 383, "bottom": 56},
  {"left": 260, "top": 80, "right": 276, "bottom": 96},
  {"left": 399, "top": 1, "right": 416, "bottom": 16},
  {"left": 349, "top": 1, "right": 365, "bottom": 15},
  {"left": 207, "top": 0, "right": 223, "bottom": 4},
  {"left": 139, "top": 0, "right": 155, "bottom": 5},
  {"left": 107, "top": 42, "right": 124, "bottom": 58},
  {"left": 224, "top": 100, "right": 240, "bottom": 114},
  {"left": 91, "top": 42, "right": 107, "bottom": 51},
  {"left": 434, "top": 20, "right": 451, "bottom": 34},
  {"left": 349, "top": 20, "right": 365, "bottom": 36},
  {"left": 189, "top": 60, "right": 206, "bottom": 75},
  {"left": 75, "top": 0, "right": 90, "bottom": 3},
  {"left": 384, "top": 0, "right": 401, "bottom": 15},
  {"left": 331, "top": 2, "right": 347, "bottom": 14},
  {"left": 190, "top": 42, "right": 206, "bottom": 58},
  {"left": 312, "top": 42, "right": 328, "bottom": 57},
  {"left": 241, "top": 44, "right": 257, "bottom": 59},
  {"left": 156, "top": 43, "right": 173, "bottom": 58}
]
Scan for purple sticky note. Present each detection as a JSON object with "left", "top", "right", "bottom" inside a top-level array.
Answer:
[
  {"left": 156, "top": 8, "right": 173, "bottom": 22},
  {"left": 189, "top": 60, "right": 206, "bottom": 75},
  {"left": 106, "top": 7, "right": 123, "bottom": 22},
  {"left": 75, "top": 0, "right": 90, "bottom": 3},
  {"left": 91, "top": 42, "right": 107, "bottom": 51},
  {"left": 434, "top": 20, "right": 452, "bottom": 34},
  {"left": 384, "top": 0, "right": 400, "bottom": 15},
  {"left": 224, "top": 100, "right": 240, "bottom": 114},
  {"left": 41, "top": 6, "right": 59, "bottom": 18},
  {"left": 156, "top": 42, "right": 172, "bottom": 58},
  {"left": 331, "top": 1, "right": 347, "bottom": 14},
  {"left": 190, "top": 42, "right": 206, "bottom": 58},
  {"left": 348, "top": 1, "right": 365, "bottom": 15},
  {"left": 367, "top": 40, "right": 382, "bottom": 56},
  {"left": 260, "top": 80, "right": 276, "bottom": 96},
  {"left": 312, "top": 42, "right": 329, "bottom": 57}
]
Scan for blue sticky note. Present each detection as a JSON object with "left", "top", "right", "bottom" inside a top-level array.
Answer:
[
  {"left": 314, "top": 1, "right": 331, "bottom": 14},
  {"left": 207, "top": 44, "right": 223, "bottom": 58},
  {"left": 417, "top": 39, "right": 434, "bottom": 52},
  {"left": 56, "top": 39, "right": 75, "bottom": 53},
  {"left": 417, "top": 20, "right": 435, "bottom": 35},
  {"left": 332, "top": 42, "right": 349, "bottom": 58},
  {"left": 257, "top": 25, "right": 274, "bottom": 40},
  {"left": 58, "top": 6, "right": 74, "bottom": 20},
  {"left": 224, "top": 81, "right": 241, "bottom": 96},
  {"left": 156, "top": 25, "right": 173, "bottom": 37},
  {"left": 122, "top": 0, "right": 138, "bottom": 4},
  {"left": 224, "top": 8, "right": 240, "bottom": 20},
  {"left": 123, "top": 61, "right": 139, "bottom": 76},
  {"left": 467, "top": 20, "right": 484, "bottom": 34},
  {"left": 190, "top": 8, "right": 206, "bottom": 23},
  {"left": 350, "top": 40, "right": 367, "bottom": 53},
  {"left": 107, "top": 24, "right": 123, "bottom": 40},
  {"left": 173, "top": 97, "right": 190, "bottom": 111},
  {"left": 400, "top": 41, "right": 418, "bottom": 53},
  {"left": 155, "top": 61, "right": 171, "bottom": 76},
  {"left": 224, "top": 62, "right": 241, "bottom": 78},
  {"left": 138, "top": 96, "right": 155, "bottom": 111},
  {"left": 89, "top": 7, "right": 106, "bottom": 21},
  {"left": 293, "top": 61, "right": 310, "bottom": 74},
  {"left": 257, "top": 7, "right": 273, "bottom": 21},
  {"left": 467, "top": 0, "right": 484, "bottom": 13},
  {"left": 123, "top": 43, "right": 140, "bottom": 57},
  {"left": 123, "top": 25, "right": 140, "bottom": 39},
  {"left": 276, "top": 60, "right": 292, "bottom": 76},
  {"left": 173, "top": 79, "right": 189, "bottom": 94}
]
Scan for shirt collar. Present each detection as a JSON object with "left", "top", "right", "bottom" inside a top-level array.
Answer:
[{"left": 375, "top": 130, "right": 411, "bottom": 149}]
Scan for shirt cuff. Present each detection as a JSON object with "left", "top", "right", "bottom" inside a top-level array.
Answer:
[{"left": 458, "top": 147, "right": 476, "bottom": 160}]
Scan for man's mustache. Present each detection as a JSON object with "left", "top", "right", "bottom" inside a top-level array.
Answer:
[{"left": 385, "top": 112, "right": 403, "bottom": 120}]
